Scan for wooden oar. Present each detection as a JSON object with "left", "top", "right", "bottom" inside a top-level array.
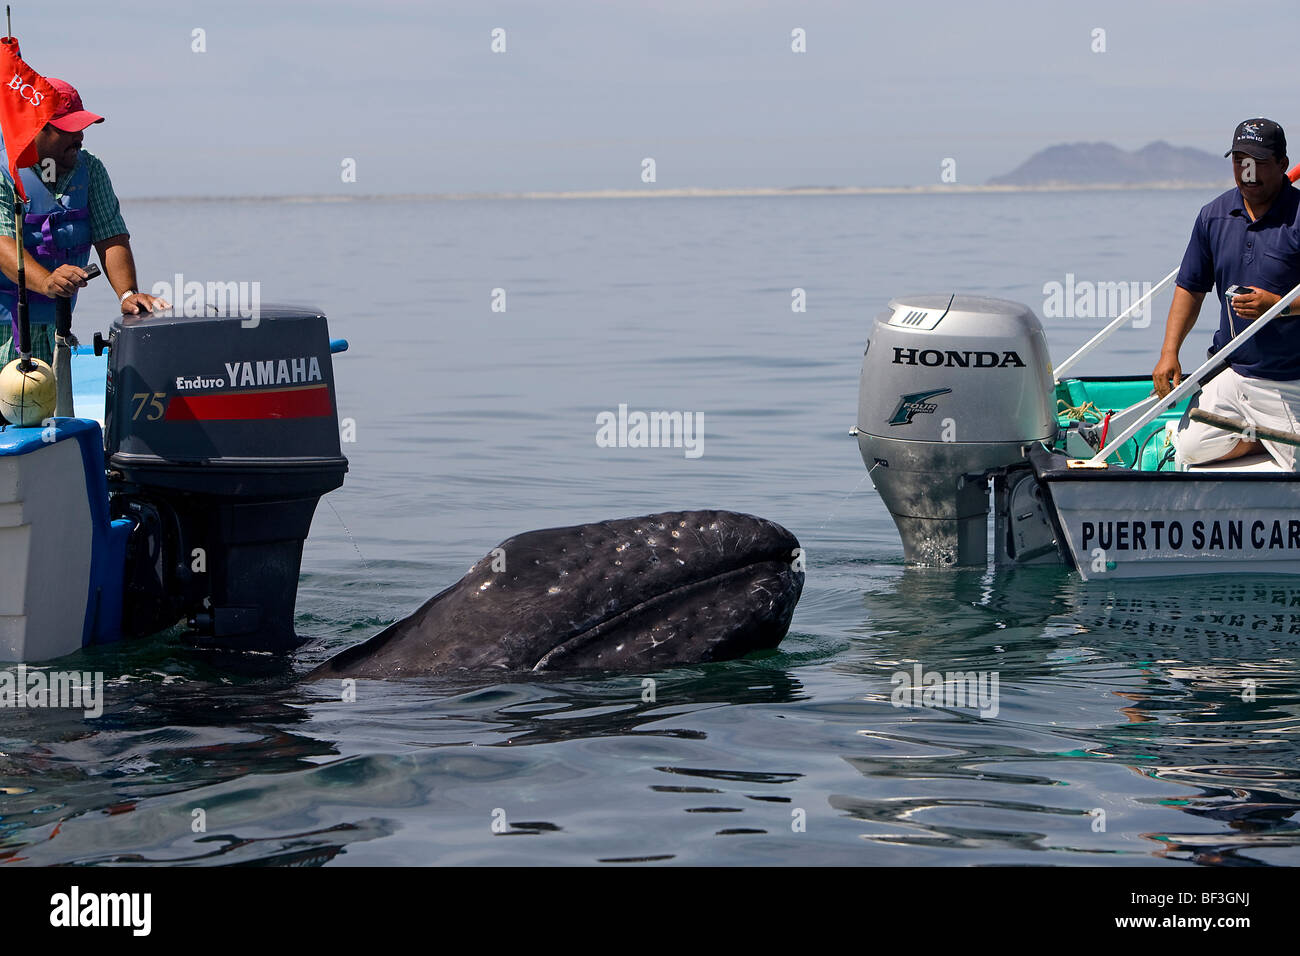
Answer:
[{"left": 1189, "top": 408, "right": 1300, "bottom": 448}]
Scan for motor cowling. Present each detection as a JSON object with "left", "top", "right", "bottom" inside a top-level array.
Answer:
[
  {"left": 856, "top": 294, "right": 1056, "bottom": 566},
  {"left": 103, "top": 306, "right": 348, "bottom": 650}
]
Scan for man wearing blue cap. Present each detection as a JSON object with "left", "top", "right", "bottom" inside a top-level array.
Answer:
[{"left": 1153, "top": 118, "right": 1300, "bottom": 468}]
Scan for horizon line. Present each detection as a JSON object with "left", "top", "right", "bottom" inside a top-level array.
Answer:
[{"left": 116, "top": 181, "right": 1230, "bottom": 204}]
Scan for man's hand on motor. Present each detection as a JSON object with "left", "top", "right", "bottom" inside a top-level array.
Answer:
[
  {"left": 43, "top": 264, "right": 89, "bottom": 298},
  {"left": 1153, "top": 351, "right": 1182, "bottom": 398},
  {"left": 121, "top": 292, "right": 169, "bottom": 315},
  {"left": 1231, "top": 286, "right": 1282, "bottom": 320}
]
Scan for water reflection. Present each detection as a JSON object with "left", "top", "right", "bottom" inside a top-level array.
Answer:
[
  {"left": 4, "top": 565, "right": 1297, "bottom": 865},
  {"left": 836, "top": 567, "right": 1300, "bottom": 864},
  {"left": 1, "top": 650, "right": 805, "bottom": 865}
]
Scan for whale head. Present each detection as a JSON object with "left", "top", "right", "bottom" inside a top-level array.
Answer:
[{"left": 309, "top": 510, "right": 804, "bottom": 678}]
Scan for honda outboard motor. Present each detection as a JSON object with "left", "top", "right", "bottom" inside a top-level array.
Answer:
[
  {"left": 855, "top": 295, "right": 1056, "bottom": 566},
  {"left": 102, "top": 307, "right": 348, "bottom": 650}
]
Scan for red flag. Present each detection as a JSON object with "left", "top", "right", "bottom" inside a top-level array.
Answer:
[{"left": 0, "top": 37, "right": 57, "bottom": 202}]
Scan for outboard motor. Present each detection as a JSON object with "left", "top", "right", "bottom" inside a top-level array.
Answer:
[
  {"left": 855, "top": 294, "right": 1056, "bottom": 566},
  {"left": 102, "top": 306, "right": 348, "bottom": 650}
]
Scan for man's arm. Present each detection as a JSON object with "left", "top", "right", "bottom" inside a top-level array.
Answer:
[
  {"left": 1155, "top": 208, "right": 1216, "bottom": 397},
  {"left": 82, "top": 152, "right": 167, "bottom": 315},
  {"left": 0, "top": 240, "right": 87, "bottom": 297},
  {"left": 93, "top": 234, "right": 167, "bottom": 315},
  {"left": 1152, "top": 286, "right": 1207, "bottom": 397}
]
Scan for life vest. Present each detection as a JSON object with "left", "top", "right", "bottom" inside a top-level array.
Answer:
[{"left": 0, "top": 149, "right": 93, "bottom": 335}]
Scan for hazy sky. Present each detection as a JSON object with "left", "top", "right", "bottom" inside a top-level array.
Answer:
[{"left": 10, "top": 0, "right": 1298, "bottom": 197}]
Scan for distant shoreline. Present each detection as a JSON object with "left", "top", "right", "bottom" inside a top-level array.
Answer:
[{"left": 120, "top": 182, "right": 1230, "bottom": 204}]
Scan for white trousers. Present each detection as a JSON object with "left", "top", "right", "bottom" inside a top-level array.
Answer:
[{"left": 1173, "top": 366, "right": 1300, "bottom": 470}]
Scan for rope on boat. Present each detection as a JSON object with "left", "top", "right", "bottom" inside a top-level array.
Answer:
[
  {"left": 1056, "top": 399, "right": 1103, "bottom": 423},
  {"left": 1137, "top": 421, "right": 1174, "bottom": 470}
]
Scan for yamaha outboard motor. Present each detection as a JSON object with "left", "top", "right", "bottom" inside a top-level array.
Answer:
[
  {"left": 855, "top": 295, "right": 1056, "bottom": 566},
  {"left": 102, "top": 306, "right": 348, "bottom": 650}
]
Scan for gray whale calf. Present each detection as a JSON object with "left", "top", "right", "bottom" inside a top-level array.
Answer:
[{"left": 309, "top": 510, "right": 803, "bottom": 678}]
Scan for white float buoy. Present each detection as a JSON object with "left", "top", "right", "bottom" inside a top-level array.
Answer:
[{"left": 0, "top": 357, "right": 57, "bottom": 426}]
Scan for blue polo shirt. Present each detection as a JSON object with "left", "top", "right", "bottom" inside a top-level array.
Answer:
[{"left": 1176, "top": 181, "right": 1300, "bottom": 380}]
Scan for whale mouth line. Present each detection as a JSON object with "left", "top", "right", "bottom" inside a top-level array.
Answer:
[{"left": 529, "top": 557, "right": 799, "bottom": 672}]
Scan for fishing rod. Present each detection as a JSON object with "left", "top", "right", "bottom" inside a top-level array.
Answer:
[
  {"left": 4, "top": 5, "right": 35, "bottom": 373},
  {"left": 53, "top": 262, "right": 99, "bottom": 416}
]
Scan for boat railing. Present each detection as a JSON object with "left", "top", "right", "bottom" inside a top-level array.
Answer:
[{"left": 1053, "top": 268, "right": 1177, "bottom": 382}]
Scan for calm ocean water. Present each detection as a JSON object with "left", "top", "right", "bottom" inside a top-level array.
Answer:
[{"left": 3, "top": 189, "right": 1298, "bottom": 865}]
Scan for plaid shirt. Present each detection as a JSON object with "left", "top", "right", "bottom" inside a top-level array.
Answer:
[{"left": 0, "top": 148, "right": 128, "bottom": 244}]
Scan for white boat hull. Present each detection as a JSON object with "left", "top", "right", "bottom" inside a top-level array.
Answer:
[{"left": 1041, "top": 465, "right": 1300, "bottom": 580}]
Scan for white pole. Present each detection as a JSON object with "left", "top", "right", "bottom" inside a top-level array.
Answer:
[
  {"left": 1053, "top": 268, "right": 1177, "bottom": 381},
  {"left": 1088, "top": 278, "right": 1300, "bottom": 464}
]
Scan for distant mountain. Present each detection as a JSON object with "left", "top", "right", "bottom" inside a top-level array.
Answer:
[{"left": 988, "top": 141, "right": 1229, "bottom": 187}]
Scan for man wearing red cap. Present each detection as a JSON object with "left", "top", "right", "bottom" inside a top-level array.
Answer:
[{"left": 0, "top": 78, "right": 166, "bottom": 365}]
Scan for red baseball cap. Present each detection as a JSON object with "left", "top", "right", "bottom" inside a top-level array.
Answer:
[{"left": 46, "top": 78, "right": 104, "bottom": 132}]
